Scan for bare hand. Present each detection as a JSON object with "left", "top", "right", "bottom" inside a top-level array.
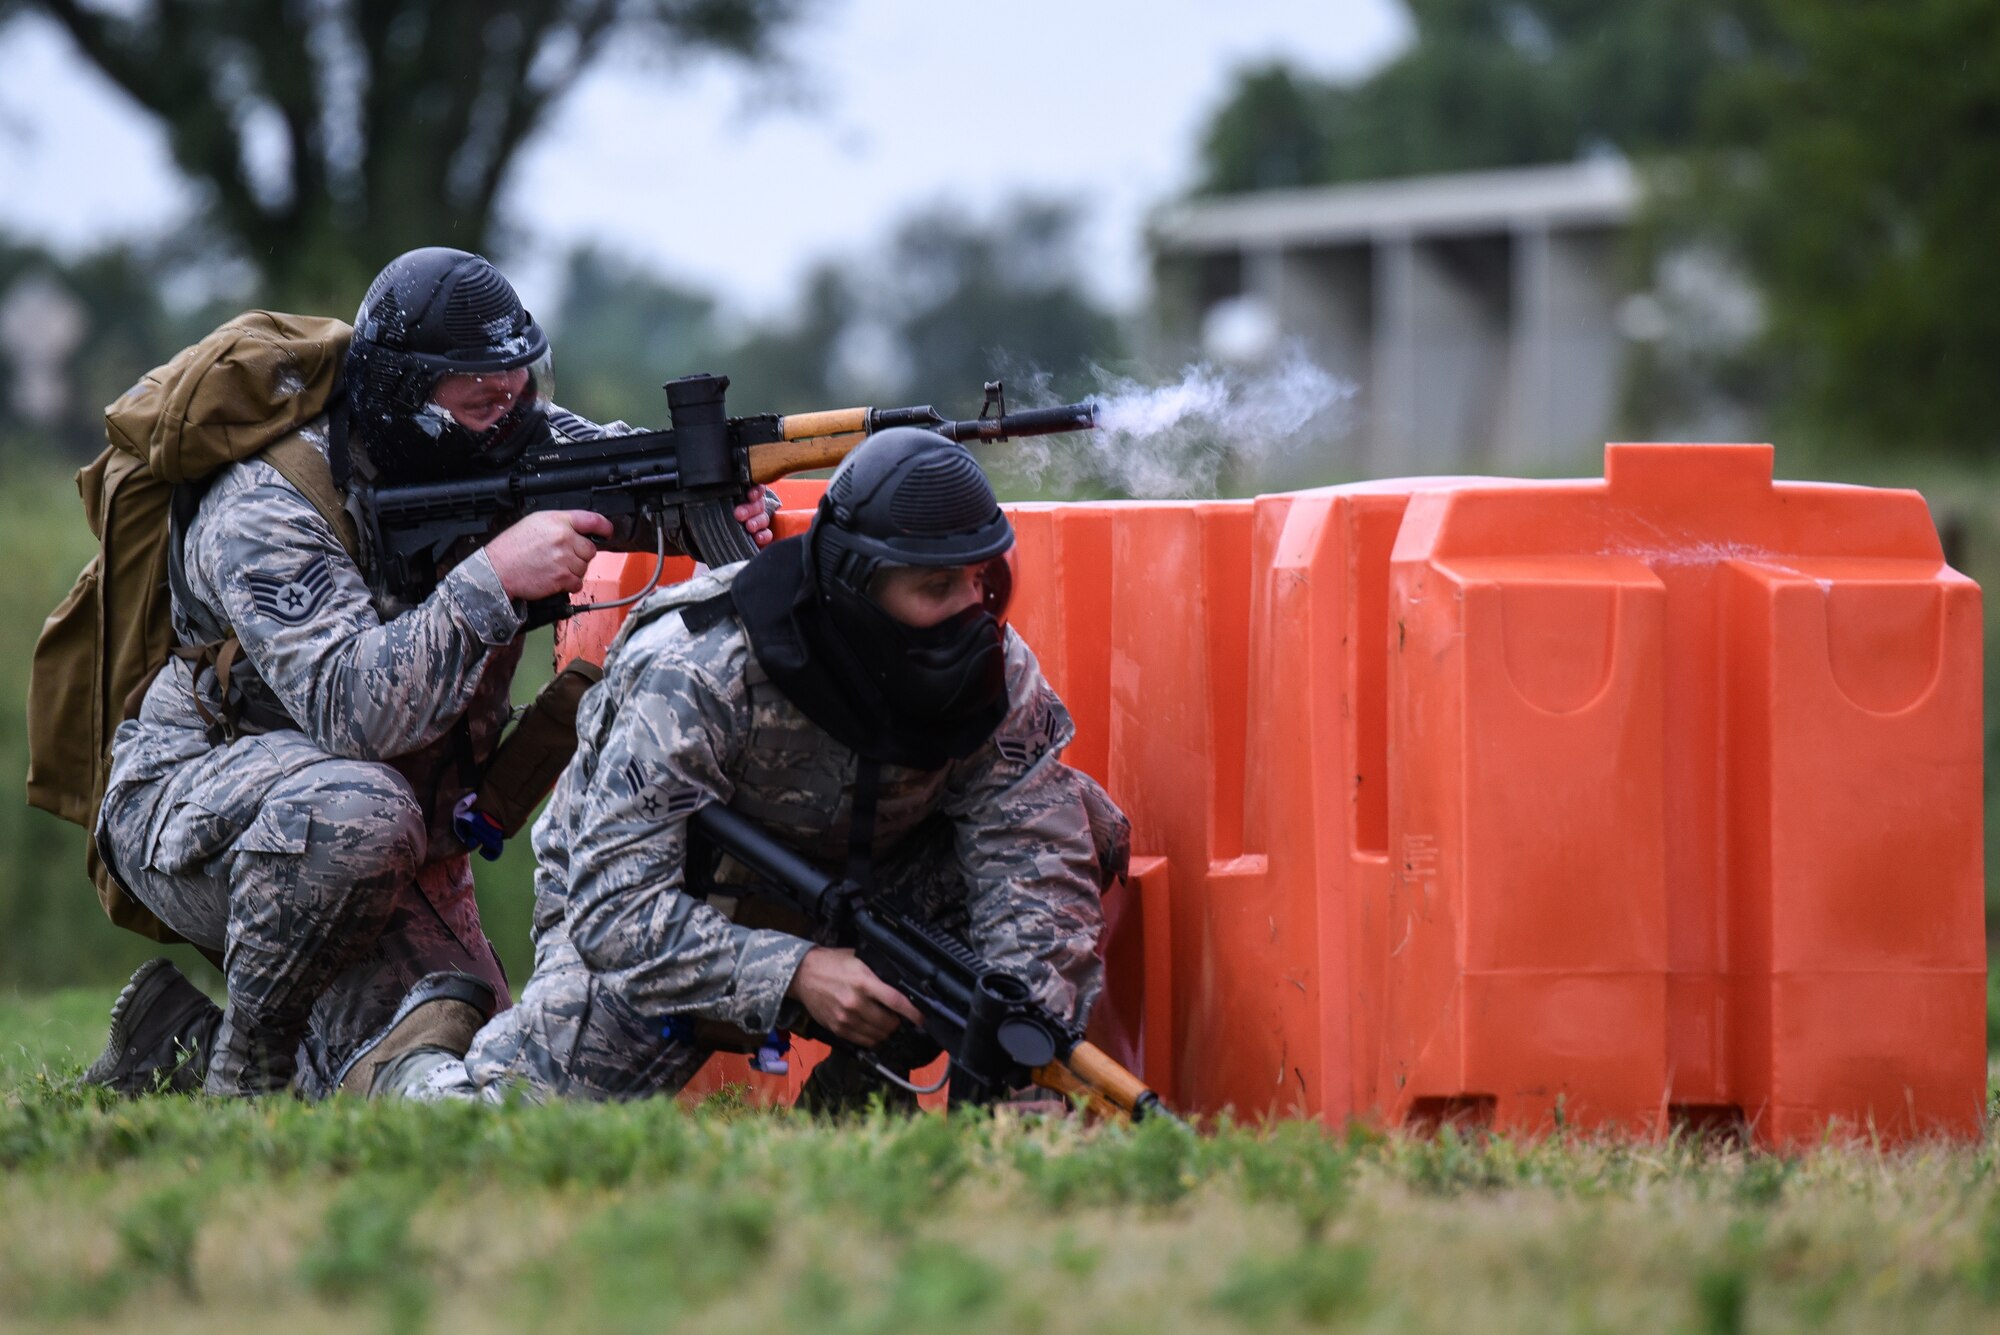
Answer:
[
  {"left": 786, "top": 947, "right": 922, "bottom": 1047},
  {"left": 734, "top": 485, "right": 775, "bottom": 548},
  {"left": 484, "top": 510, "right": 615, "bottom": 601}
]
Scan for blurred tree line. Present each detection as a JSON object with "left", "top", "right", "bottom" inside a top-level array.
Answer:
[
  {"left": 554, "top": 200, "right": 1119, "bottom": 429},
  {"left": 1192, "top": 0, "right": 2000, "bottom": 457},
  {"left": 0, "top": 0, "right": 1123, "bottom": 457},
  {"left": 7, "top": 1, "right": 1993, "bottom": 459},
  {"left": 0, "top": 194, "right": 1119, "bottom": 460}
]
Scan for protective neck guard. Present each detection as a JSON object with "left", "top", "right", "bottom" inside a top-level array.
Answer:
[{"left": 731, "top": 537, "right": 1005, "bottom": 770}]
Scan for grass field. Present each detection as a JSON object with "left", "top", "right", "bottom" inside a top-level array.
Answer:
[{"left": 1, "top": 990, "right": 1996, "bottom": 1335}]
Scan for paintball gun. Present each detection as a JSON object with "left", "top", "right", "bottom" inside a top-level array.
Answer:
[
  {"left": 351, "top": 374, "right": 1096, "bottom": 612},
  {"left": 688, "top": 802, "right": 1177, "bottom": 1123}
]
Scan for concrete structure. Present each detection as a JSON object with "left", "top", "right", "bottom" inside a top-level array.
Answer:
[{"left": 1150, "top": 159, "right": 1641, "bottom": 476}]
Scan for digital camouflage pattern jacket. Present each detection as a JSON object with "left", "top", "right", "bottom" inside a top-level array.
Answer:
[{"left": 516, "top": 564, "right": 1126, "bottom": 1041}]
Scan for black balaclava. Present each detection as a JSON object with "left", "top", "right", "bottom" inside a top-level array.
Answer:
[{"left": 731, "top": 428, "right": 1015, "bottom": 769}]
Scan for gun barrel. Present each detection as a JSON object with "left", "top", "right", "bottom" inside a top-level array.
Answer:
[
  {"left": 689, "top": 804, "right": 847, "bottom": 921},
  {"left": 749, "top": 399, "right": 1096, "bottom": 486},
  {"left": 937, "top": 401, "right": 1098, "bottom": 444}
]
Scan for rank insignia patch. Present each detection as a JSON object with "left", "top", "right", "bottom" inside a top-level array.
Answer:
[
  {"left": 623, "top": 757, "right": 703, "bottom": 822},
  {"left": 996, "top": 691, "right": 1064, "bottom": 769},
  {"left": 245, "top": 557, "right": 336, "bottom": 626}
]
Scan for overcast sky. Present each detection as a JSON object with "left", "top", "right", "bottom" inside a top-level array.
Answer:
[{"left": 0, "top": 1, "right": 1407, "bottom": 320}]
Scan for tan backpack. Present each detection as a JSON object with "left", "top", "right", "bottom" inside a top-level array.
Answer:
[{"left": 26, "top": 311, "right": 359, "bottom": 941}]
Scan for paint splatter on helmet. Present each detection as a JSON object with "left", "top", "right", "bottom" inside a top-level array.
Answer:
[{"left": 346, "top": 247, "right": 553, "bottom": 481}]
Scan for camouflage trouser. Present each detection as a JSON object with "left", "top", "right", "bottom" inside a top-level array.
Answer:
[
  {"left": 397, "top": 819, "right": 973, "bottom": 1105},
  {"left": 98, "top": 728, "right": 510, "bottom": 1098}
]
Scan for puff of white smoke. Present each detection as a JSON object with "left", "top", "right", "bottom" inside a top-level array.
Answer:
[{"left": 1003, "top": 344, "right": 1354, "bottom": 499}]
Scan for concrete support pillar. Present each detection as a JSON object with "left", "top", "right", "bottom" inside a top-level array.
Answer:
[
  {"left": 1371, "top": 233, "right": 1419, "bottom": 477},
  {"left": 1502, "top": 225, "right": 1621, "bottom": 472},
  {"left": 1146, "top": 250, "right": 1217, "bottom": 366},
  {"left": 1375, "top": 234, "right": 1510, "bottom": 474}
]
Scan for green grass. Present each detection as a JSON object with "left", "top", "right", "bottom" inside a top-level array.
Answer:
[{"left": 1, "top": 989, "right": 1997, "bottom": 1334}]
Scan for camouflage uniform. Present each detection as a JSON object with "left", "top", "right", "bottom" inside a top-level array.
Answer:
[
  {"left": 96, "top": 411, "right": 635, "bottom": 1096},
  {"left": 408, "top": 564, "right": 1122, "bottom": 1102}
]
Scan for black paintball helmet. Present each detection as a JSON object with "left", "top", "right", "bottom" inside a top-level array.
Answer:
[
  {"left": 345, "top": 247, "right": 553, "bottom": 482},
  {"left": 805, "top": 428, "right": 1017, "bottom": 740},
  {"left": 809, "top": 426, "right": 1015, "bottom": 604}
]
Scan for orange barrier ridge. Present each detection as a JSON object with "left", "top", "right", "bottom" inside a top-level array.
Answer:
[{"left": 551, "top": 449, "right": 1985, "bottom": 1145}]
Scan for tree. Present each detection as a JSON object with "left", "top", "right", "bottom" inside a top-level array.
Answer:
[
  {"left": 548, "top": 245, "right": 721, "bottom": 428},
  {"left": 1194, "top": 2, "right": 1770, "bottom": 194},
  {"left": 1693, "top": 0, "right": 2000, "bottom": 453},
  {"left": 723, "top": 264, "right": 861, "bottom": 415},
  {"left": 877, "top": 200, "right": 1122, "bottom": 408},
  {"left": 9, "top": 1, "right": 813, "bottom": 308},
  {"left": 1194, "top": 63, "right": 1339, "bottom": 195},
  {"left": 724, "top": 200, "right": 1121, "bottom": 418}
]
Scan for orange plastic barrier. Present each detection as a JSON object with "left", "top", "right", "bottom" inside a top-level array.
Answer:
[
  {"left": 1382, "top": 444, "right": 1985, "bottom": 1144},
  {"left": 548, "top": 448, "right": 1985, "bottom": 1144}
]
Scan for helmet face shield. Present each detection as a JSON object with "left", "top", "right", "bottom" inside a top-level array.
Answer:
[
  {"left": 426, "top": 348, "right": 553, "bottom": 435},
  {"left": 865, "top": 551, "right": 1016, "bottom": 629}
]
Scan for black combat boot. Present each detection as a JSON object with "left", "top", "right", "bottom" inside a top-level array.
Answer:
[{"left": 80, "top": 958, "right": 223, "bottom": 1096}]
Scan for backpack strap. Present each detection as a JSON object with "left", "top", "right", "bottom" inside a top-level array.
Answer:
[
  {"left": 162, "top": 428, "right": 356, "bottom": 629},
  {"left": 261, "top": 433, "right": 360, "bottom": 561},
  {"left": 145, "top": 429, "right": 359, "bottom": 741}
]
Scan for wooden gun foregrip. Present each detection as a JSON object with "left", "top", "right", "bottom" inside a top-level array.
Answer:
[
  {"left": 780, "top": 407, "right": 869, "bottom": 440},
  {"left": 746, "top": 407, "right": 872, "bottom": 485},
  {"left": 1035, "top": 1040, "right": 1161, "bottom": 1119},
  {"left": 747, "top": 433, "right": 868, "bottom": 485}
]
